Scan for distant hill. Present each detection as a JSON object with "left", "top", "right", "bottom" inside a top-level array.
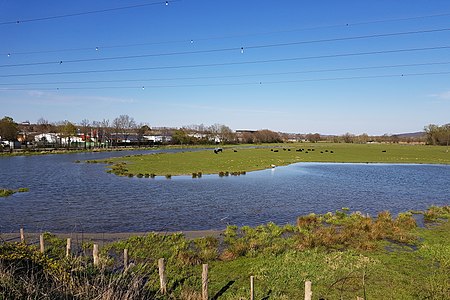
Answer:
[{"left": 394, "top": 131, "right": 426, "bottom": 138}]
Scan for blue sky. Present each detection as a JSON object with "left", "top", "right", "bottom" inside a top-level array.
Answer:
[{"left": 1, "top": 0, "right": 450, "bottom": 135}]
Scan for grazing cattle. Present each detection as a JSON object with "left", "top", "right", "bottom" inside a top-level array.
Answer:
[
  {"left": 382, "top": 150, "right": 387, "bottom": 152},
  {"left": 330, "top": 151, "right": 334, "bottom": 153},
  {"left": 274, "top": 150, "right": 279, "bottom": 152},
  {"left": 234, "top": 150, "right": 238, "bottom": 152}
]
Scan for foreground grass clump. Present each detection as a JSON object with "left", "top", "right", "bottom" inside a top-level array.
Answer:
[
  {"left": 96, "top": 143, "right": 450, "bottom": 177},
  {"left": 0, "top": 242, "right": 157, "bottom": 300},
  {"left": 0, "top": 187, "right": 29, "bottom": 197},
  {"left": 1, "top": 206, "right": 449, "bottom": 299}
]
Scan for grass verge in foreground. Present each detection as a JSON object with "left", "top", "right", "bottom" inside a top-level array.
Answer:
[
  {"left": 1, "top": 206, "right": 449, "bottom": 299},
  {"left": 91, "top": 143, "right": 450, "bottom": 177}
]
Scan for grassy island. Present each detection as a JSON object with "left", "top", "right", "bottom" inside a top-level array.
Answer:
[
  {"left": 92, "top": 143, "right": 450, "bottom": 177},
  {"left": 0, "top": 188, "right": 29, "bottom": 197}
]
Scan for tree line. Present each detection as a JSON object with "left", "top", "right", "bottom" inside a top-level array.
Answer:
[
  {"left": 1, "top": 115, "right": 447, "bottom": 151},
  {"left": 424, "top": 124, "right": 450, "bottom": 146}
]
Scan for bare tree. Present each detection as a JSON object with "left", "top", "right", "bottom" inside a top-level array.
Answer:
[
  {"left": 80, "top": 119, "right": 90, "bottom": 149},
  {"left": 112, "top": 115, "right": 136, "bottom": 147},
  {"left": 342, "top": 132, "right": 354, "bottom": 143},
  {"left": 208, "top": 124, "right": 235, "bottom": 144},
  {"left": 254, "top": 129, "right": 282, "bottom": 143},
  {"left": 306, "top": 133, "right": 321, "bottom": 143},
  {"left": 36, "top": 118, "right": 54, "bottom": 134},
  {"left": 101, "top": 119, "right": 111, "bottom": 147}
]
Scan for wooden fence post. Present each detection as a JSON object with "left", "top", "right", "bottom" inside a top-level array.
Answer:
[
  {"left": 93, "top": 244, "right": 99, "bottom": 266},
  {"left": 202, "top": 264, "right": 208, "bottom": 300},
  {"left": 158, "top": 258, "right": 167, "bottom": 294},
  {"left": 39, "top": 234, "right": 45, "bottom": 253},
  {"left": 250, "top": 276, "right": 255, "bottom": 300},
  {"left": 66, "top": 238, "right": 71, "bottom": 257},
  {"left": 305, "top": 280, "right": 312, "bottom": 300},
  {"left": 20, "top": 228, "right": 25, "bottom": 243},
  {"left": 123, "top": 249, "right": 128, "bottom": 270}
]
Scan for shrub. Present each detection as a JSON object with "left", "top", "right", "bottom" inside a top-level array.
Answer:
[
  {"left": 424, "top": 205, "right": 450, "bottom": 222},
  {"left": 297, "top": 213, "right": 321, "bottom": 231}
]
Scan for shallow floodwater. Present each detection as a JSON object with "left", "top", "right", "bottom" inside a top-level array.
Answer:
[{"left": 1, "top": 150, "right": 449, "bottom": 232}]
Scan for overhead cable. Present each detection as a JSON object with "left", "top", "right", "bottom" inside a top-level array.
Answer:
[
  {"left": 3, "top": 10, "right": 450, "bottom": 55},
  {"left": 1, "top": 45, "right": 450, "bottom": 78},
  {"left": 0, "top": 0, "right": 179, "bottom": 26},
  {"left": 1, "top": 71, "right": 450, "bottom": 91},
  {"left": 1, "top": 61, "right": 450, "bottom": 86},
  {"left": 2, "top": 27, "right": 450, "bottom": 68}
]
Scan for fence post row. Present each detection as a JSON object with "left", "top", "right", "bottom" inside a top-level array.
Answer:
[
  {"left": 158, "top": 258, "right": 167, "bottom": 294},
  {"left": 11, "top": 233, "right": 319, "bottom": 299}
]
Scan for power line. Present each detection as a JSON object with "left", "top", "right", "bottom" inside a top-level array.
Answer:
[
  {"left": 0, "top": 0, "right": 179, "bottom": 26},
  {"left": 2, "top": 61, "right": 450, "bottom": 86},
  {"left": 1, "top": 71, "right": 449, "bottom": 91},
  {"left": 3, "top": 11, "right": 450, "bottom": 56},
  {"left": 1, "top": 45, "right": 450, "bottom": 78},
  {"left": 2, "top": 27, "right": 450, "bottom": 68}
]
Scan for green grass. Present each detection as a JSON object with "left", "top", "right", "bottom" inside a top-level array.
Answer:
[
  {"left": 1, "top": 206, "right": 448, "bottom": 299},
  {"left": 97, "top": 143, "right": 450, "bottom": 176},
  {"left": 0, "top": 187, "right": 29, "bottom": 197}
]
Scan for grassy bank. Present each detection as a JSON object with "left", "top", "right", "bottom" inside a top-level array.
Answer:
[
  {"left": 1, "top": 206, "right": 449, "bottom": 299},
  {"left": 94, "top": 143, "right": 450, "bottom": 177}
]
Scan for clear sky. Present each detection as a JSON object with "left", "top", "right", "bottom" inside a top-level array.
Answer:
[{"left": 1, "top": 0, "right": 450, "bottom": 135}]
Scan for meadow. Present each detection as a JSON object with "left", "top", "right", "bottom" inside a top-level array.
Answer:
[
  {"left": 92, "top": 143, "right": 450, "bottom": 177},
  {"left": 1, "top": 206, "right": 449, "bottom": 299}
]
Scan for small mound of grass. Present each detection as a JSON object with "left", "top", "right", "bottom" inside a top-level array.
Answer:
[{"left": 0, "top": 188, "right": 29, "bottom": 197}]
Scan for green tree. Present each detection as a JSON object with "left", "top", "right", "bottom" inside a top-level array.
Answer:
[
  {"left": 172, "top": 129, "right": 191, "bottom": 145},
  {"left": 0, "top": 116, "right": 19, "bottom": 141},
  {"left": 61, "top": 121, "right": 77, "bottom": 149},
  {"left": 424, "top": 124, "right": 450, "bottom": 146}
]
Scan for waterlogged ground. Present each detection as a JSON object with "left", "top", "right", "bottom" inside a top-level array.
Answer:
[{"left": 0, "top": 148, "right": 449, "bottom": 232}]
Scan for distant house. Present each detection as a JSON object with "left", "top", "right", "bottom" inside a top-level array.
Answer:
[
  {"left": 34, "top": 133, "right": 83, "bottom": 146},
  {"left": 35, "top": 133, "right": 59, "bottom": 144},
  {"left": 143, "top": 135, "right": 172, "bottom": 143}
]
